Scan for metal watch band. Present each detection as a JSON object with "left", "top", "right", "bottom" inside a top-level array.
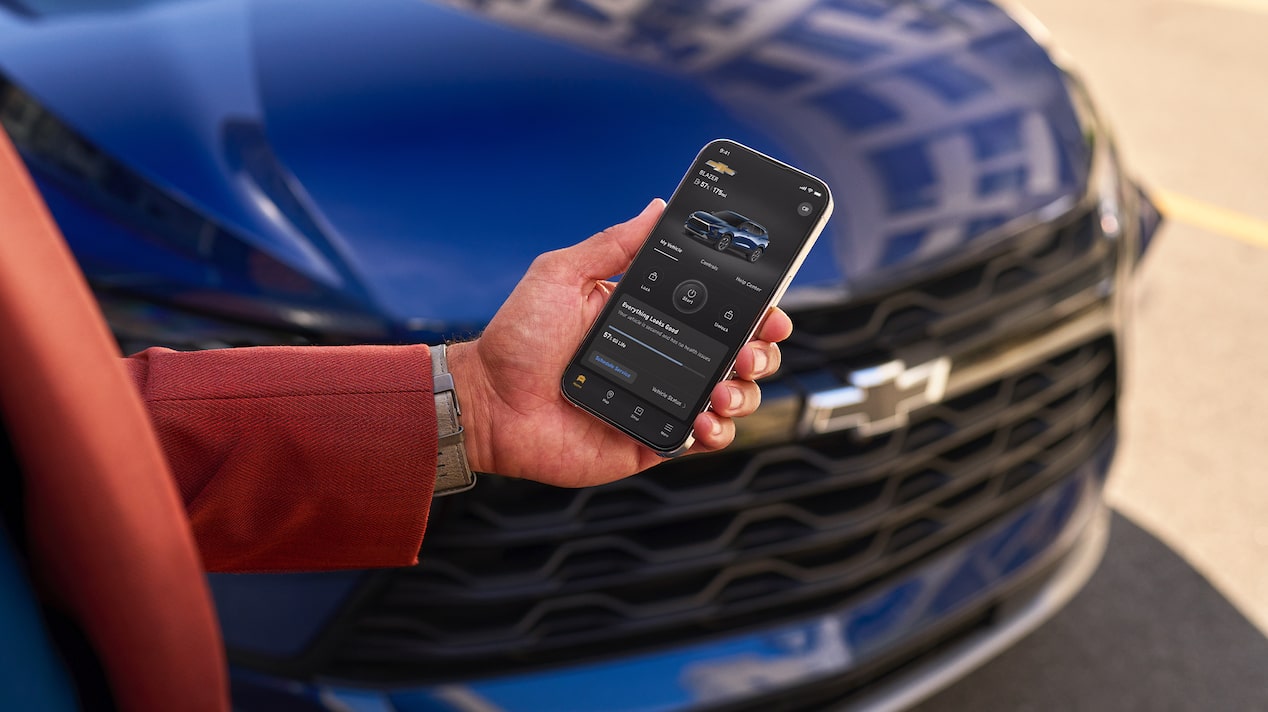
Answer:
[{"left": 431, "top": 344, "right": 476, "bottom": 496}]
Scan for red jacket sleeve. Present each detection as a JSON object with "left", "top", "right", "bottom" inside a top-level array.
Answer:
[{"left": 122, "top": 343, "right": 438, "bottom": 572}]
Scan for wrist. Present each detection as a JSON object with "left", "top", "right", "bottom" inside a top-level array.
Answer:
[{"left": 443, "top": 340, "right": 495, "bottom": 475}]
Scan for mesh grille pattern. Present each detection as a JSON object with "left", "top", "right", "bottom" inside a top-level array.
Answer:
[
  {"left": 324, "top": 357, "right": 1114, "bottom": 678},
  {"left": 782, "top": 208, "right": 1110, "bottom": 371}
]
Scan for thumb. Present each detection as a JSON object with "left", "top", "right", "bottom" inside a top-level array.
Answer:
[{"left": 571, "top": 198, "right": 665, "bottom": 281}]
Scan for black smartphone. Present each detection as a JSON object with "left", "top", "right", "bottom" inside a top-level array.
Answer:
[{"left": 562, "top": 139, "right": 833, "bottom": 455}]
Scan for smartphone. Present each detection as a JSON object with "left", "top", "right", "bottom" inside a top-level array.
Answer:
[{"left": 562, "top": 139, "right": 833, "bottom": 456}]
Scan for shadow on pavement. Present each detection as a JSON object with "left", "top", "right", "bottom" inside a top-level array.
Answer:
[{"left": 915, "top": 511, "right": 1268, "bottom": 711}]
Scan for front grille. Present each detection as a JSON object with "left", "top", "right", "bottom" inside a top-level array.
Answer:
[
  {"left": 315, "top": 333, "right": 1116, "bottom": 681},
  {"left": 285, "top": 203, "right": 1119, "bottom": 683},
  {"left": 783, "top": 206, "right": 1112, "bottom": 371}
]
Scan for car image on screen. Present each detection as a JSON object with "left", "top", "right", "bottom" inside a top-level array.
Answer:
[{"left": 685, "top": 209, "right": 770, "bottom": 262}]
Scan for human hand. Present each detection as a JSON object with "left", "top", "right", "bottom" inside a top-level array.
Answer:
[{"left": 446, "top": 199, "right": 793, "bottom": 488}]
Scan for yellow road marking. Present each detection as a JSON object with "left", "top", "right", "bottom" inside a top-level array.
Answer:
[{"left": 1153, "top": 189, "right": 1268, "bottom": 250}]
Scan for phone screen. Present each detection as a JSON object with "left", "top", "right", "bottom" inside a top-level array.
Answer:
[{"left": 563, "top": 139, "right": 832, "bottom": 453}]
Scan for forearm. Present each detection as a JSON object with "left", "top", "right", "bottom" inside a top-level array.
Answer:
[{"left": 123, "top": 344, "right": 439, "bottom": 572}]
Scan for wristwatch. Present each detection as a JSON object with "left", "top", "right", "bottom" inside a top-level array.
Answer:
[{"left": 431, "top": 344, "right": 476, "bottom": 496}]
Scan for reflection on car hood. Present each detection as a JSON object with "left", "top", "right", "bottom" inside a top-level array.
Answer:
[{"left": 0, "top": 0, "right": 1087, "bottom": 329}]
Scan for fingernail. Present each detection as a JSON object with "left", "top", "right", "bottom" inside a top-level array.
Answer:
[
  {"left": 711, "top": 416, "right": 723, "bottom": 436},
  {"left": 639, "top": 198, "right": 661, "bottom": 217},
  {"left": 727, "top": 384, "right": 742, "bottom": 409},
  {"left": 752, "top": 346, "right": 769, "bottom": 374}
]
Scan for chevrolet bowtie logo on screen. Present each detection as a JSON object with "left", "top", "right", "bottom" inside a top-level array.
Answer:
[{"left": 705, "top": 160, "right": 736, "bottom": 175}]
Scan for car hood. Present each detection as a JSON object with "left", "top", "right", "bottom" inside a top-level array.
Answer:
[
  {"left": 0, "top": 0, "right": 1087, "bottom": 331},
  {"left": 691, "top": 212, "right": 729, "bottom": 227}
]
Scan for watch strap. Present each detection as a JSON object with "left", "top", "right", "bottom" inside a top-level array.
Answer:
[{"left": 431, "top": 344, "right": 475, "bottom": 496}]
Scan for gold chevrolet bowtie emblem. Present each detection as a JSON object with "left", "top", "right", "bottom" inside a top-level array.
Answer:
[{"left": 705, "top": 160, "right": 736, "bottom": 176}]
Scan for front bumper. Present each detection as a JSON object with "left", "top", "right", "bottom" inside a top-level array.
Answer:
[
  {"left": 684, "top": 223, "right": 718, "bottom": 244},
  {"left": 229, "top": 438, "right": 1111, "bottom": 712}
]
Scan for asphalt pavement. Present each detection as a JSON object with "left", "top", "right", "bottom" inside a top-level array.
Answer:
[
  {"left": 915, "top": 513, "right": 1268, "bottom": 710},
  {"left": 919, "top": 0, "right": 1268, "bottom": 708}
]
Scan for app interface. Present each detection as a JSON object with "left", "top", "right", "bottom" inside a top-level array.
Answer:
[{"left": 565, "top": 141, "right": 830, "bottom": 450}]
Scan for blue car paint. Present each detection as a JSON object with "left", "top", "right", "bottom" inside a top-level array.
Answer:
[
  {"left": 0, "top": 0, "right": 1087, "bottom": 331},
  {"left": 0, "top": 525, "right": 80, "bottom": 712},
  {"left": 210, "top": 570, "right": 366, "bottom": 659}
]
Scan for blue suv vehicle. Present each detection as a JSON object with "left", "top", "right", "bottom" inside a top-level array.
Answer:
[
  {"left": 0, "top": 0, "right": 1159, "bottom": 709},
  {"left": 685, "top": 210, "right": 771, "bottom": 262}
]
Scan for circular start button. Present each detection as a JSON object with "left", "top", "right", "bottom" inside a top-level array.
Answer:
[{"left": 672, "top": 279, "right": 708, "bottom": 314}]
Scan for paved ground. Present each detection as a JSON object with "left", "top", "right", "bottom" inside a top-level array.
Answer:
[
  {"left": 915, "top": 514, "right": 1268, "bottom": 710},
  {"left": 919, "top": 0, "right": 1268, "bottom": 708},
  {"left": 1027, "top": 0, "right": 1268, "bottom": 637}
]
